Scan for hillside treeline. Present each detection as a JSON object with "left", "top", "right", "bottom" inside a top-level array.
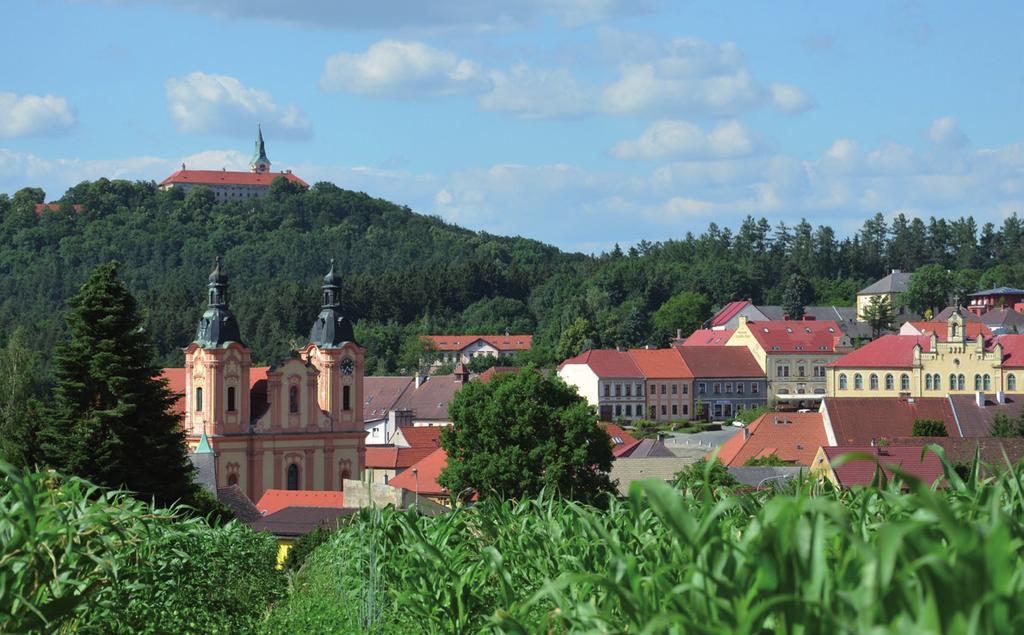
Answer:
[{"left": 1, "top": 178, "right": 1023, "bottom": 371}]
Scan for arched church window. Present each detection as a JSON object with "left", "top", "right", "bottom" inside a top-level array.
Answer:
[
  {"left": 839, "top": 374, "right": 848, "bottom": 390},
  {"left": 287, "top": 463, "right": 300, "bottom": 490},
  {"left": 925, "top": 374, "right": 933, "bottom": 390},
  {"left": 984, "top": 374, "right": 992, "bottom": 391},
  {"left": 974, "top": 374, "right": 982, "bottom": 391},
  {"left": 227, "top": 386, "right": 236, "bottom": 412},
  {"left": 1009, "top": 374, "right": 1017, "bottom": 391},
  {"left": 227, "top": 473, "right": 238, "bottom": 486},
  {"left": 289, "top": 386, "right": 299, "bottom": 414},
  {"left": 854, "top": 374, "right": 863, "bottom": 390},
  {"left": 933, "top": 374, "right": 940, "bottom": 390},
  {"left": 195, "top": 386, "right": 203, "bottom": 412},
  {"left": 901, "top": 374, "right": 910, "bottom": 391},
  {"left": 949, "top": 374, "right": 957, "bottom": 391},
  {"left": 958, "top": 374, "right": 966, "bottom": 390},
  {"left": 869, "top": 374, "right": 878, "bottom": 390},
  {"left": 884, "top": 374, "right": 894, "bottom": 390},
  {"left": 343, "top": 385, "right": 351, "bottom": 411}
]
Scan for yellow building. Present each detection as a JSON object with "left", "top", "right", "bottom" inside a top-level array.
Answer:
[
  {"left": 855, "top": 269, "right": 914, "bottom": 322},
  {"left": 827, "top": 310, "right": 1024, "bottom": 397},
  {"left": 727, "top": 316, "right": 851, "bottom": 406}
]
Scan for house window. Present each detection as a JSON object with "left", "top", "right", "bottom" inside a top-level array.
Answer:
[
  {"left": 195, "top": 386, "right": 203, "bottom": 412},
  {"left": 950, "top": 374, "right": 957, "bottom": 391},
  {"left": 737, "top": 382, "right": 744, "bottom": 394},
  {"left": 814, "top": 365, "right": 826, "bottom": 378},
  {"left": 682, "top": 384, "right": 689, "bottom": 395},
  {"left": 650, "top": 384, "right": 656, "bottom": 395},
  {"left": 343, "top": 385, "right": 352, "bottom": 411},
  {"left": 287, "top": 463, "right": 300, "bottom": 490},
  {"left": 751, "top": 383, "right": 759, "bottom": 394},
  {"left": 798, "top": 365, "right": 806, "bottom": 377},
  {"left": 227, "top": 386, "right": 236, "bottom": 412},
  {"left": 698, "top": 383, "right": 706, "bottom": 394},
  {"left": 1010, "top": 374, "right": 1018, "bottom": 391},
  {"left": 625, "top": 384, "right": 632, "bottom": 397},
  {"left": 289, "top": 386, "right": 299, "bottom": 413},
  {"left": 869, "top": 374, "right": 879, "bottom": 390},
  {"left": 604, "top": 384, "right": 611, "bottom": 397},
  {"left": 661, "top": 384, "right": 667, "bottom": 395},
  {"left": 672, "top": 404, "right": 678, "bottom": 415},
  {"left": 901, "top": 374, "right": 910, "bottom": 391},
  {"left": 649, "top": 405, "right": 656, "bottom": 418},
  {"left": 671, "top": 384, "right": 677, "bottom": 395},
  {"left": 725, "top": 383, "right": 733, "bottom": 393},
  {"left": 625, "top": 405, "right": 632, "bottom": 417},
  {"left": 635, "top": 383, "right": 642, "bottom": 395},
  {"left": 614, "top": 405, "right": 622, "bottom": 416},
  {"left": 661, "top": 405, "right": 667, "bottom": 416},
  {"left": 884, "top": 374, "right": 894, "bottom": 391},
  {"left": 713, "top": 383, "right": 721, "bottom": 394},
  {"left": 615, "top": 384, "right": 622, "bottom": 397},
  {"left": 854, "top": 374, "right": 863, "bottom": 390},
  {"left": 682, "top": 405, "right": 689, "bottom": 415},
  {"left": 958, "top": 374, "right": 966, "bottom": 390},
  {"left": 776, "top": 365, "right": 790, "bottom": 378},
  {"left": 839, "top": 374, "right": 848, "bottom": 390},
  {"left": 984, "top": 374, "right": 992, "bottom": 391}
]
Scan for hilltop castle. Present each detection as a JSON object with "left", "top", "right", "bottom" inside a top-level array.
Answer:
[
  {"left": 158, "top": 126, "right": 308, "bottom": 203},
  {"left": 162, "top": 260, "right": 364, "bottom": 502}
]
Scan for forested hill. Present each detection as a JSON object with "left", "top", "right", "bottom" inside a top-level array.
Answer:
[{"left": 1, "top": 177, "right": 1023, "bottom": 371}]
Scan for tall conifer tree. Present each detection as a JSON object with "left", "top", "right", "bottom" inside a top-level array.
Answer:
[{"left": 39, "top": 261, "right": 195, "bottom": 506}]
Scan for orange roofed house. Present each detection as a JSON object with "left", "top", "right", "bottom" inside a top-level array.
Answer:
[
  {"left": 158, "top": 126, "right": 308, "bottom": 203},
  {"left": 161, "top": 259, "right": 365, "bottom": 503},
  {"left": 423, "top": 334, "right": 533, "bottom": 368},
  {"left": 716, "top": 411, "right": 827, "bottom": 467}
]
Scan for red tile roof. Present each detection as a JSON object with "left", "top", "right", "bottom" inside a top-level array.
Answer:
[
  {"left": 478, "top": 366, "right": 521, "bottom": 384},
  {"left": 716, "top": 412, "right": 826, "bottom": 466},
  {"left": 363, "top": 376, "right": 414, "bottom": 420},
  {"left": 676, "top": 346, "right": 764, "bottom": 378},
  {"left": 255, "top": 489, "right": 345, "bottom": 516},
  {"left": 364, "top": 446, "right": 438, "bottom": 469},
  {"left": 744, "top": 320, "right": 846, "bottom": 354},
  {"left": 678, "top": 329, "right": 734, "bottom": 346},
  {"left": 393, "top": 425, "right": 444, "bottom": 448},
  {"left": 559, "top": 349, "right": 643, "bottom": 378},
  {"left": 903, "top": 321, "right": 992, "bottom": 341},
  {"left": 822, "top": 397, "right": 959, "bottom": 445},
  {"left": 710, "top": 301, "right": 752, "bottom": 327},
  {"left": 388, "top": 447, "right": 449, "bottom": 496},
  {"left": 601, "top": 423, "right": 641, "bottom": 457},
  {"left": 947, "top": 393, "right": 1024, "bottom": 437},
  {"left": 34, "top": 203, "right": 82, "bottom": 215},
  {"left": 827, "top": 334, "right": 932, "bottom": 368},
  {"left": 424, "top": 335, "right": 533, "bottom": 352},
  {"left": 996, "top": 334, "right": 1024, "bottom": 367},
  {"left": 822, "top": 445, "right": 944, "bottom": 488},
  {"left": 159, "top": 169, "right": 309, "bottom": 188},
  {"left": 627, "top": 348, "right": 693, "bottom": 379}
]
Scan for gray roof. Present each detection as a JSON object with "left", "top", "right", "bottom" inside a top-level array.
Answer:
[
  {"left": 935, "top": 306, "right": 985, "bottom": 323},
  {"left": 216, "top": 485, "right": 263, "bottom": 523},
  {"left": 727, "top": 466, "right": 805, "bottom": 487},
  {"left": 981, "top": 308, "right": 1024, "bottom": 331},
  {"left": 757, "top": 305, "right": 876, "bottom": 339},
  {"left": 858, "top": 270, "right": 914, "bottom": 296},
  {"left": 969, "top": 287, "right": 1024, "bottom": 297},
  {"left": 610, "top": 457, "right": 701, "bottom": 496},
  {"left": 619, "top": 438, "right": 676, "bottom": 458}
]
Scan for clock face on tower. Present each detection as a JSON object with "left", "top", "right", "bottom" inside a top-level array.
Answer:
[{"left": 340, "top": 357, "right": 355, "bottom": 376}]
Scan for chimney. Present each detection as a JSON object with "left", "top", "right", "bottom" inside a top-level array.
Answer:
[
  {"left": 677, "top": 328, "right": 683, "bottom": 339},
  {"left": 782, "top": 313, "right": 790, "bottom": 320},
  {"left": 389, "top": 407, "right": 414, "bottom": 430},
  {"left": 997, "top": 391, "right": 1006, "bottom": 405},
  {"left": 976, "top": 391, "right": 985, "bottom": 407},
  {"left": 803, "top": 315, "right": 816, "bottom": 321},
  {"left": 892, "top": 269, "right": 901, "bottom": 274},
  {"left": 415, "top": 373, "right": 427, "bottom": 389},
  {"left": 743, "top": 427, "right": 750, "bottom": 440},
  {"left": 738, "top": 316, "right": 748, "bottom": 327},
  {"left": 617, "top": 345, "right": 626, "bottom": 352}
]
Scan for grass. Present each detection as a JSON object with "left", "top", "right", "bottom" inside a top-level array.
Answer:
[{"left": 269, "top": 446, "right": 1024, "bottom": 634}]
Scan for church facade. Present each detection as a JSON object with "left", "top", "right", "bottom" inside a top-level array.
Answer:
[
  {"left": 167, "top": 260, "right": 365, "bottom": 502},
  {"left": 158, "top": 126, "right": 309, "bottom": 203}
]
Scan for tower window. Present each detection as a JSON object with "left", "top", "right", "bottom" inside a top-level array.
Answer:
[
  {"left": 289, "top": 386, "right": 299, "bottom": 414},
  {"left": 343, "top": 385, "right": 351, "bottom": 411},
  {"left": 287, "top": 463, "right": 300, "bottom": 490},
  {"left": 195, "top": 386, "right": 203, "bottom": 412},
  {"left": 227, "top": 386, "right": 236, "bottom": 412}
]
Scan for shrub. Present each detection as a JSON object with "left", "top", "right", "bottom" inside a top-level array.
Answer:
[
  {"left": 283, "top": 524, "right": 336, "bottom": 573},
  {"left": 912, "top": 418, "right": 949, "bottom": 437},
  {"left": 744, "top": 453, "right": 787, "bottom": 467}
]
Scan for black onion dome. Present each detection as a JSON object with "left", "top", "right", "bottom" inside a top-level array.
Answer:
[
  {"left": 309, "top": 309, "right": 355, "bottom": 348},
  {"left": 208, "top": 256, "right": 228, "bottom": 285},
  {"left": 323, "top": 258, "right": 343, "bottom": 286}
]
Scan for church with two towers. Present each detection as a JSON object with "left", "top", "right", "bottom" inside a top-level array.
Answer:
[{"left": 163, "top": 260, "right": 365, "bottom": 503}]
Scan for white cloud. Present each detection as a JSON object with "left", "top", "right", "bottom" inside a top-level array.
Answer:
[
  {"left": 770, "top": 83, "right": 812, "bottom": 113},
  {"left": 479, "top": 65, "right": 591, "bottom": 119},
  {"left": 320, "top": 40, "right": 490, "bottom": 97},
  {"left": 602, "top": 65, "right": 763, "bottom": 117},
  {"left": 0, "top": 92, "right": 75, "bottom": 138},
  {"left": 610, "top": 120, "right": 755, "bottom": 161},
  {"left": 165, "top": 73, "right": 311, "bottom": 139},
  {"left": 928, "top": 116, "right": 968, "bottom": 148}
]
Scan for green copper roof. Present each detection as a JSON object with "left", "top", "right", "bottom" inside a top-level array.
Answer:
[
  {"left": 252, "top": 124, "right": 268, "bottom": 162},
  {"left": 194, "top": 431, "right": 214, "bottom": 454}
]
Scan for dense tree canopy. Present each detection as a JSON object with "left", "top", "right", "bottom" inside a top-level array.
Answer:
[
  {"left": 439, "top": 368, "right": 615, "bottom": 501},
  {"left": 1, "top": 181, "right": 1023, "bottom": 374}
]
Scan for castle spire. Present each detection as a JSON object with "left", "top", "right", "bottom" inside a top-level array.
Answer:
[{"left": 250, "top": 124, "right": 271, "bottom": 173}]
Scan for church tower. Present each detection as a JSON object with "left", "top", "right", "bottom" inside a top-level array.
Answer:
[
  {"left": 183, "top": 258, "right": 253, "bottom": 439},
  {"left": 249, "top": 124, "right": 271, "bottom": 173},
  {"left": 300, "top": 261, "right": 364, "bottom": 432}
]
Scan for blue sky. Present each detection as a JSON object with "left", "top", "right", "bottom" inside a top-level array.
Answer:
[{"left": 2, "top": 1, "right": 1023, "bottom": 252}]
